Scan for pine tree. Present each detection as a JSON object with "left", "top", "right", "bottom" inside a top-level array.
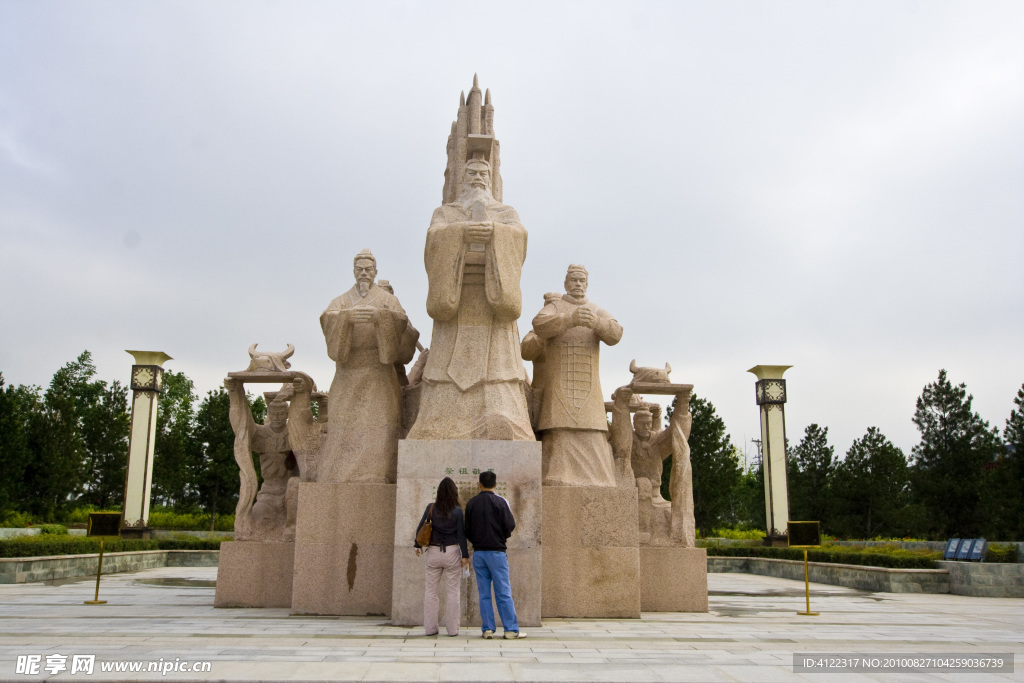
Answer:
[
  {"left": 663, "top": 394, "right": 744, "bottom": 535},
  {"left": 788, "top": 424, "right": 834, "bottom": 526},
  {"left": 989, "top": 383, "right": 1024, "bottom": 538},
  {"left": 910, "top": 369, "right": 1002, "bottom": 538},
  {"left": 830, "top": 427, "right": 910, "bottom": 538}
]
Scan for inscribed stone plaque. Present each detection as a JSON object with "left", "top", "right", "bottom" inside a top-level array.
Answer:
[{"left": 391, "top": 439, "right": 542, "bottom": 628}]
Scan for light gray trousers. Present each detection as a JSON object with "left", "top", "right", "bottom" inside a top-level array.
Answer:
[{"left": 423, "top": 546, "right": 462, "bottom": 635}]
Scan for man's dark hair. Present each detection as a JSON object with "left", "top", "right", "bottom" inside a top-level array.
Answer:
[{"left": 479, "top": 471, "right": 497, "bottom": 488}]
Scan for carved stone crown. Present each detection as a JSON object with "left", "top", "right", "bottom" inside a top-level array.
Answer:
[{"left": 442, "top": 74, "right": 503, "bottom": 205}]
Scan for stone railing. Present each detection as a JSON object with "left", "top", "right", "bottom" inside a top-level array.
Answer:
[
  {"left": 4, "top": 547, "right": 1021, "bottom": 598},
  {"left": 709, "top": 556, "right": 1024, "bottom": 598},
  {"left": 0, "top": 550, "right": 219, "bottom": 584},
  {"left": 707, "top": 556, "right": 950, "bottom": 593}
]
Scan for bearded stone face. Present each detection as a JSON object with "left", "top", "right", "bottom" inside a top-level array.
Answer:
[
  {"left": 458, "top": 161, "right": 494, "bottom": 207},
  {"left": 353, "top": 258, "right": 377, "bottom": 296},
  {"left": 463, "top": 162, "right": 491, "bottom": 191}
]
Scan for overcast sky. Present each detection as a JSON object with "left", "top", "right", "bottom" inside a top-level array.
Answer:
[{"left": 2, "top": 1, "right": 1022, "bottom": 463}]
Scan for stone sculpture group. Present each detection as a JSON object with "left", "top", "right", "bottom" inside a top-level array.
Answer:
[{"left": 215, "top": 76, "right": 707, "bottom": 618}]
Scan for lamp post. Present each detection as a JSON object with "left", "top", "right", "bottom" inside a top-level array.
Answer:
[
  {"left": 748, "top": 364, "right": 792, "bottom": 546},
  {"left": 121, "top": 350, "right": 172, "bottom": 539}
]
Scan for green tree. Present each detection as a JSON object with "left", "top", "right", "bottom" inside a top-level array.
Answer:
[
  {"left": 190, "top": 388, "right": 265, "bottom": 526},
  {"left": 152, "top": 371, "right": 198, "bottom": 509},
  {"left": 192, "top": 388, "right": 238, "bottom": 524},
  {"left": 788, "top": 424, "right": 834, "bottom": 526},
  {"left": 736, "top": 464, "right": 766, "bottom": 531},
  {"left": 20, "top": 353, "right": 97, "bottom": 517},
  {"left": 77, "top": 377, "right": 130, "bottom": 509},
  {"left": 663, "top": 394, "right": 745, "bottom": 534},
  {"left": 910, "top": 369, "right": 1002, "bottom": 538},
  {"left": 984, "top": 383, "right": 1024, "bottom": 539},
  {"left": 0, "top": 374, "right": 37, "bottom": 515},
  {"left": 830, "top": 427, "right": 910, "bottom": 539}
]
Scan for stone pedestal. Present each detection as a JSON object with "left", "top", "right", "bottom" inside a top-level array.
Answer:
[
  {"left": 639, "top": 546, "right": 708, "bottom": 612},
  {"left": 541, "top": 486, "right": 641, "bottom": 618},
  {"left": 214, "top": 541, "right": 294, "bottom": 608},
  {"left": 391, "top": 440, "right": 542, "bottom": 628},
  {"left": 290, "top": 482, "right": 395, "bottom": 616}
]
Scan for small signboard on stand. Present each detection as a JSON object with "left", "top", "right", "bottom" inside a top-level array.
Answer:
[
  {"left": 788, "top": 521, "right": 820, "bottom": 616},
  {"left": 87, "top": 513, "right": 122, "bottom": 537}
]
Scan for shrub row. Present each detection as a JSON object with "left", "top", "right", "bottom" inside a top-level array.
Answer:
[
  {"left": 0, "top": 535, "right": 223, "bottom": 558},
  {"left": 55, "top": 508, "right": 235, "bottom": 532},
  {"left": 984, "top": 543, "right": 1019, "bottom": 563},
  {"left": 703, "top": 544, "right": 939, "bottom": 569},
  {"left": 706, "top": 528, "right": 765, "bottom": 540},
  {"left": 0, "top": 511, "right": 33, "bottom": 528},
  {"left": 148, "top": 510, "right": 235, "bottom": 531}
]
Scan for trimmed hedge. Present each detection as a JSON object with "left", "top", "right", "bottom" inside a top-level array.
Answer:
[
  {"left": 986, "top": 544, "right": 1019, "bottom": 563},
  {"left": 57, "top": 508, "right": 235, "bottom": 532},
  {"left": 707, "top": 528, "right": 765, "bottom": 540},
  {"left": 0, "top": 535, "right": 223, "bottom": 558},
  {"left": 703, "top": 544, "right": 939, "bottom": 569},
  {"left": 148, "top": 510, "right": 234, "bottom": 532}
]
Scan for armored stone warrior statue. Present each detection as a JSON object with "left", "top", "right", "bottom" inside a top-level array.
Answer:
[{"left": 527, "top": 265, "right": 623, "bottom": 486}]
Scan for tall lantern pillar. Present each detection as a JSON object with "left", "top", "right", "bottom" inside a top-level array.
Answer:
[
  {"left": 121, "top": 350, "right": 172, "bottom": 539},
  {"left": 748, "top": 364, "right": 792, "bottom": 547}
]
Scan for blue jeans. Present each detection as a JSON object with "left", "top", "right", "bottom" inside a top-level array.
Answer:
[{"left": 472, "top": 550, "right": 519, "bottom": 633}]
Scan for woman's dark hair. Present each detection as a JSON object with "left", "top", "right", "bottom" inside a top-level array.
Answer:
[{"left": 434, "top": 477, "right": 461, "bottom": 517}]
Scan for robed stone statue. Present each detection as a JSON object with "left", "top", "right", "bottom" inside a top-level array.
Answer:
[{"left": 406, "top": 157, "right": 534, "bottom": 441}]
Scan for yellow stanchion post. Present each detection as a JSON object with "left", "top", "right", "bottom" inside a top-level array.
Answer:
[
  {"left": 84, "top": 539, "right": 108, "bottom": 605},
  {"left": 796, "top": 548, "right": 818, "bottom": 616},
  {"left": 789, "top": 521, "right": 820, "bottom": 616}
]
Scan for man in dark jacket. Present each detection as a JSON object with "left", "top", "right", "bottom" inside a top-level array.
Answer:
[{"left": 464, "top": 470, "right": 525, "bottom": 639}]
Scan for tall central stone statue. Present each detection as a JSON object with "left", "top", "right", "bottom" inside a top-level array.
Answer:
[{"left": 407, "top": 75, "right": 533, "bottom": 441}]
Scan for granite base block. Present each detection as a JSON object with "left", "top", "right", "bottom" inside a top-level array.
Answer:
[
  {"left": 391, "top": 440, "right": 542, "bottom": 628},
  {"left": 291, "top": 482, "right": 395, "bottom": 616},
  {"left": 939, "top": 561, "right": 1024, "bottom": 598},
  {"left": 640, "top": 546, "right": 708, "bottom": 612},
  {"left": 214, "top": 541, "right": 294, "bottom": 608},
  {"left": 541, "top": 485, "right": 640, "bottom": 618}
]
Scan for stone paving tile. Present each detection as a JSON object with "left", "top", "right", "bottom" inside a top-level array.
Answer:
[
  {"left": 512, "top": 663, "right": 663, "bottom": 681},
  {"left": 1, "top": 567, "right": 1022, "bottom": 681},
  {"left": 437, "top": 662, "right": 516, "bottom": 681},
  {"left": 360, "top": 662, "right": 443, "bottom": 680},
  {"left": 646, "top": 665, "right": 738, "bottom": 682}
]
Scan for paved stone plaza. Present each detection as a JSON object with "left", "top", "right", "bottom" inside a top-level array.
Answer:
[{"left": 0, "top": 566, "right": 1020, "bottom": 681}]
